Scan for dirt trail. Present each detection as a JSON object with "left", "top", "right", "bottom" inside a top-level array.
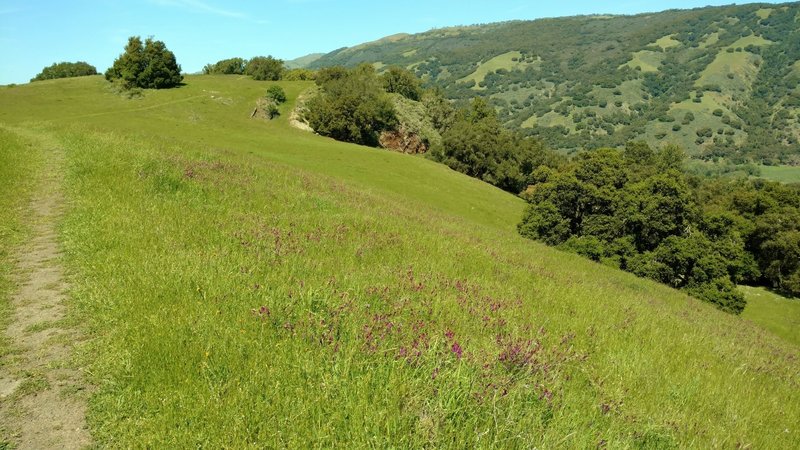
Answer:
[{"left": 0, "top": 142, "right": 91, "bottom": 448}]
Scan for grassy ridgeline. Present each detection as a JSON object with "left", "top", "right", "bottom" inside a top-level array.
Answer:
[{"left": 1, "top": 77, "right": 799, "bottom": 447}]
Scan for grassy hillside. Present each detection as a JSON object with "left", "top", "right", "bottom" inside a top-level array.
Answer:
[
  {"left": 741, "top": 286, "right": 800, "bottom": 345},
  {"left": 310, "top": 2, "right": 800, "bottom": 166},
  {"left": 285, "top": 53, "right": 324, "bottom": 69},
  {"left": 0, "top": 76, "right": 799, "bottom": 447}
]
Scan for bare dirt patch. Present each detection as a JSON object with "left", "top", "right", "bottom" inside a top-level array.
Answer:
[
  {"left": 0, "top": 143, "right": 91, "bottom": 449},
  {"left": 289, "top": 87, "right": 317, "bottom": 132}
]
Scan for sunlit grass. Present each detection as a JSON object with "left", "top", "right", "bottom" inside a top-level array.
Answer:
[
  {"left": 758, "top": 165, "right": 800, "bottom": 183},
  {"left": 0, "top": 126, "right": 42, "bottom": 359},
  {"left": 0, "top": 126, "right": 43, "bottom": 445},
  {"left": 1, "top": 76, "right": 798, "bottom": 447},
  {"left": 741, "top": 285, "right": 800, "bottom": 345},
  {"left": 458, "top": 51, "right": 539, "bottom": 88}
]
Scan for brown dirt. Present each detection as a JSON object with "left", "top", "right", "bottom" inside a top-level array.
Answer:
[
  {"left": 379, "top": 127, "right": 429, "bottom": 154},
  {"left": 289, "top": 87, "right": 316, "bottom": 133},
  {"left": 250, "top": 98, "right": 279, "bottom": 120},
  {"left": 0, "top": 143, "right": 91, "bottom": 449}
]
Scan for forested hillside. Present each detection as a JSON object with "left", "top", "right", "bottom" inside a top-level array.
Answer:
[{"left": 309, "top": 2, "right": 800, "bottom": 164}]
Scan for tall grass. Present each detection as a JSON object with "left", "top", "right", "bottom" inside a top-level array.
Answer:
[
  {"left": 57, "top": 126, "right": 799, "bottom": 448},
  {"left": 1, "top": 77, "right": 798, "bottom": 447}
]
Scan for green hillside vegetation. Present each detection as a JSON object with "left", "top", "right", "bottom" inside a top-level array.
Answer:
[
  {"left": 759, "top": 164, "right": 800, "bottom": 182},
  {"left": 518, "top": 143, "right": 800, "bottom": 311},
  {"left": 620, "top": 50, "right": 664, "bottom": 73},
  {"left": 285, "top": 53, "right": 324, "bottom": 69},
  {"left": 30, "top": 61, "right": 97, "bottom": 82},
  {"left": 741, "top": 286, "right": 800, "bottom": 345},
  {"left": 1, "top": 74, "right": 799, "bottom": 448},
  {"left": 457, "top": 51, "right": 538, "bottom": 87},
  {"left": 310, "top": 2, "right": 800, "bottom": 166},
  {"left": 297, "top": 64, "right": 798, "bottom": 307}
]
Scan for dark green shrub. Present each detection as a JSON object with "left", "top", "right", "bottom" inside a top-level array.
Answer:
[
  {"left": 105, "top": 36, "right": 182, "bottom": 89},
  {"left": 265, "top": 85, "right": 286, "bottom": 103},
  {"left": 245, "top": 56, "right": 284, "bottom": 81},
  {"left": 32, "top": 61, "right": 97, "bottom": 82},
  {"left": 203, "top": 57, "right": 247, "bottom": 75},
  {"left": 381, "top": 66, "right": 422, "bottom": 101},
  {"left": 306, "top": 65, "right": 397, "bottom": 146}
]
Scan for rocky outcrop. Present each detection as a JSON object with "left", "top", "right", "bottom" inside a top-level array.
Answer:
[
  {"left": 379, "top": 127, "right": 428, "bottom": 154},
  {"left": 289, "top": 87, "right": 316, "bottom": 132}
]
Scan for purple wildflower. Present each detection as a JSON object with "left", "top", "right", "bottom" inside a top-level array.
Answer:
[{"left": 451, "top": 342, "right": 463, "bottom": 359}]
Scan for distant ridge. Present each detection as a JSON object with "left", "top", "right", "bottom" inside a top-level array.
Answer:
[
  {"left": 310, "top": 2, "right": 800, "bottom": 164},
  {"left": 285, "top": 53, "right": 324, "bottom": 69}
]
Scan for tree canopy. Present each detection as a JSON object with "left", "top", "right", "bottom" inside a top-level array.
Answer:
[
  {"left": 31, "top": 61, "right": 97, "bottom": 82},
  {"left": 203, "top": 57, "right": 247, "bottom": 75},
  {"left": 431, "top": 98, "right": 563, "bottom": 194},
  {"left": 518, "top": 143, "right": 760, "bottom": 314},
  {"left": 245, "top": 56, "right": 285, "bottom": 81},
  {"left": 306, "top": 65, "right": 398, "bottom": 146},
  {"left": 382, "top": 66, "right": 422, "bottom": 101},
  {"left": 105, "top": 36, "right": 182, "bottom": 89}
]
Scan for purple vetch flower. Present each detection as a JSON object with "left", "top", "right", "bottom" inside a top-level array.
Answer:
[
  {"left": 445, "top": 329, "right": 455, "bottom": 340},
  {"left": 251, "top": 306, "right": 271, "bottom": 320},
  {"left": 451, "top": 342, "right": 463, "bottom": 359}
]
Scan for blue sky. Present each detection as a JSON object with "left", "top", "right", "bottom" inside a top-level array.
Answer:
[{"left": 0, "top": 0, "right": 784, "bottom": 84}]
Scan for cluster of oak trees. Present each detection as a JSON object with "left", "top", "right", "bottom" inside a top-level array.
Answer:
[{"left": 518, "top": 142, "right": 800, "bottom": 312}]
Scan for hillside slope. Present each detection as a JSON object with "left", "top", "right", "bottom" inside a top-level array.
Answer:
[
  {"left": 0, "top": 76, "right": 798, "bottom": 447},
  {"left": 311, "top": 2, "right": 800, "bottom": 163}
]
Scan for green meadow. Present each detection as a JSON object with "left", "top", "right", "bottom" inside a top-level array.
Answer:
[
  {"left": 759, "top": 165, "right": 800, "bottom": 183},
  {"left": 741, "top": 286, "right": 800, "bottom": 346},
  {"left": 1, "top": 75, "right": 799, "bottom": 447}
]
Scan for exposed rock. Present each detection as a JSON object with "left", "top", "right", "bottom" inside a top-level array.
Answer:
[
  {"left": 250, "top": 98, "right": 279, "bottom": 120},
  {"left": 379, "top": 127, "right": 428, "bottom": 154},
  {"left": 289, "top": 87, "right": 316, "bottom": 132}
]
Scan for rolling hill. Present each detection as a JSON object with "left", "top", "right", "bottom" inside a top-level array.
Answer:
[
  {"left": 309, "top": 2, "right": 800, "bottom": 164},
  {"left": 0, "top": 75, "right": 798, "bottom": 447}
]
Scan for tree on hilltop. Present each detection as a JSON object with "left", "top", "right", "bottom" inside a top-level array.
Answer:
[
  {"left": 245, "top": 56, "right": 285, "bottom": 81},
  {"left": 105, "top": 36, "right": 183, "bottom": 89},
  {"left": 31, "top": 61, "right": 97, "bottom": 82},
  {"left": 203, "top": 57, "right": 247, "bottom": 75}
]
